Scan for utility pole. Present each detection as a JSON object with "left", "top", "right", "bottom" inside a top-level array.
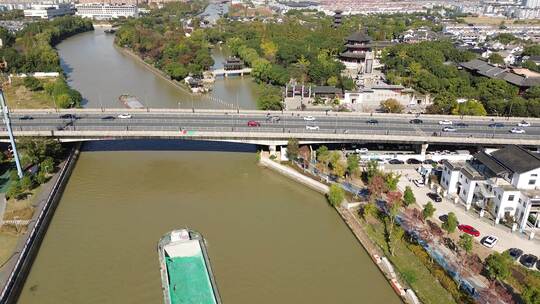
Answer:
[{"left": 0, "top": 90, "right": 23, "bottom": 178}]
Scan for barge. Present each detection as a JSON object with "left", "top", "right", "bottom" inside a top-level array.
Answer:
[
  {"left": 119, "top": 94, "right": 144, "bottom": 109},
  {"left": 158, "top": 229, "right": 221, "bottom": 304}
]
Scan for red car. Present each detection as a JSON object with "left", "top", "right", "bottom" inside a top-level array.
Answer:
[
  {"left": 458, "top": 224, "right": 480, "bottom": 237},
  {"left": 247, "top": 120, "right": 260, "bottom": 127}
]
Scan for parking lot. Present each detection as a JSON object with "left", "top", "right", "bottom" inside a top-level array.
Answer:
[{"left": 396, "top": 169, "right": 540, "bottom": 259}]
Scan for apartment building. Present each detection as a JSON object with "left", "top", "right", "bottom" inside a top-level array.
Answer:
[
  {"left": 23, "top": 3, "right": 74, "bottom": 19},
  {"left": 75, "top": 3, "right": 138, "bottom": 19},
  {"left": 441, "top": 146, "right": 540, "bottom": 232}
]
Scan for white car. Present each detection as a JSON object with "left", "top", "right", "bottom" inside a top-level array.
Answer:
[
  {"left": 442, "top": 126, "right": 457, "bottom": 132},
  {"left": 118, "top": 114, "right": 132, "bottom": 119},
  {"left": 439, "top": 120, "right": 453, "bottom": 125},
  {"left": 510, "top": 127, "right": 525, "bottom": 134},
  {"left": 413, "top": 179, "right": 425, "bottom": 187},
  {"left": 481, "top": 235, "right": 498, "bottom": 248},
  {"left": 306, "top": 125, "right": 319, "bottom": 130},
  {"left": 303, "top": 116, "right": 316, "bottom": 121},
  {"left": 517, "top": 121, "right": 531, "bottom": 127},
  {"left": 355, "top": 148, "right": 369, "bottom": 154}
]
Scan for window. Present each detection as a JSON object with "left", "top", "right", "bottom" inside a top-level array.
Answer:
[
  {"left": 529, "top": 180, "right": 536, "bottom": 185},
  {"left": 498, "top": 195, "right": 502, "bottom": 200},
  {"left": 509, "top": 195, "right": 515, "bottom": 201}
]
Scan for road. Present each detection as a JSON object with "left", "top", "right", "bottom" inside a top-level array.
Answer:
[{"left": 3, "top": 110, "right": 540, "bottom": 145}]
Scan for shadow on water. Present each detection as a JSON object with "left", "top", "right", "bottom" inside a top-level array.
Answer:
[
  {"left": 59, "top": 57, "right": 73, "bottom": 79},
  {"left": 81, "top": 139, "right": 258, "bottom": 153}
]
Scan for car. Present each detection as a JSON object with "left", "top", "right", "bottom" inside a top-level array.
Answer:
[
  {"left": 101, "top": 116, "right": 115, "bottom": 120},
  {"left": 423, "top": 159, "right": 437, "bottom": 165},
  {"left": 306, "top": 125, "right": 319, "bottom": 130},
  {"left": 366, "top": 119, "right": 378, "bottom": 125},
  {"left": 59, "top": 114, "right": 78, "bottom": 120},
  {"left": 406, "top": 158, "right": 422, "bottom": 164},
  {"left": 517, "top": 120, "right": 531, "bottom": 127},
  {"left": 409, "top": 118, "right": 423, "bottom": 124},
  {"left": 355, "top": 148, "right": 369, "bottom": 154},
  {"left": 489, "top": 122, "right": 504, "bottom": 128},
  {"left": 118, "top": 114, "right": 132, "bottom": 119},
  {"left": 303, "top": 115, "right": 316, "bottom": 121},
  {"left": 507, "top": 248, "right": 524, "bottom": 261},
  {"left": 270, "top": 116, "right": 280, "bottom": 122},
  {"left": 427, "top": 192, "right": 442, "bottom": 203},
  {"left": 439, "top": 119, "right": 453, "bottom": 125},
  {"left": 458, "top": 224, "right": 480, "bottom": 237},
  {"left": 413, "top": 179, "right": 425, "bottom": 187},
  {"left": 510, "top": 127, "right": 526, "bottom": 134},
  {"left": 247, "top": 120, "right": 260, "bottom": 127},
  {"left": 481, "top": 235, "right": 498, "bottom": 248},
  {"left": 442, "top": 126, "right": 457, "bottom": 132},
  {"left": 388, "top": 159, "right": 404, "bottom": 164},
  {"left": 520, "top": 254, "right": 538, "bottom": 268},
  {"left": 455, "top": 122, "right": 469, "bottom": 127},
  {"left": 18, "top": 115, "right": 33, "bottom": 120},
  {"left": 438, "top": 214, "right": 449, "bottom": 223}
]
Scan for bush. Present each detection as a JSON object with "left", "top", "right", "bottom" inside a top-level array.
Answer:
[
  {"left": 23, "top": 76, "right": 43, "bottom": 91},
  {"left": 326, "top": 184, "right": 345, "bottom": 207}
]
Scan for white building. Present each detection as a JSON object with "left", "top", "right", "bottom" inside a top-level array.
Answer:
[
  {"left": 75, "top": 3, "right": 138, "bottom": 20},
  {"left": 441, "top": 146, "right": 540, "bottom": 233},
  {"left": 23, "top": 3, "right": 74, "bottom": 19},
  {"left": 523, "top": 0, "right": 540, "bottom": 8}
]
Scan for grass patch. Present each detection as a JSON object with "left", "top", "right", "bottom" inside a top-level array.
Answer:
[
  {"left": 0, "top": 233, "right": 19, "bottom": 269},
  {"left": 363, "top": 218, "right": 457, "bottom": 304},
  {"left": 3, "top": 78, "right": 56, "bottom": 109}
]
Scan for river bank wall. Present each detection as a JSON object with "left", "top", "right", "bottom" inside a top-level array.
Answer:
[
  {"left": 259, "top": 154, "right": 417, "bottom": 304},
  {"left": 0, "top": 143, "right": 82, "bottom": 303}
]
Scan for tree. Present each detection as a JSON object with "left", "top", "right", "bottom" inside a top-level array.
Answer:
[
  {"left": 458, "top": 234, "right": 473, "bottom": 254},
  {"left": 442, "top": 212, "right": 458, "bottom": 234},
  {"left": 23, "top": 76, "right": 43, "bottom": 91},
  {"left": 452, "top": 99, "right": 487, "bottom": 116},
  {"left": 368, "top": 175, "right": 387, "bottom": 202},
  {"left": 524, "top": 86, "right": 540, "bottom": 99},
  {"left": 385, "top": 173, "right": 401, "bottom": 191},
  {"left": 333, "top": 161, "right": 346, "bottom": 179},
  {"left": 364, "top": 159, "right": 380, "bottom": 182},
  {"left": 256, "top": 85, "right": 283, "bottom": 110},
  {"left": 346, "top": 154, "right": 359, "bottom": 177},
  {"left": 361, "top": 202, "right": 378, "bottom": 220},
  {"left": 484, "top": 252, "right": 512, "bottom": 281},
  {"left": 298, "top": 145, "right": 310, "bottom": 165},
  {"left": 327, "top": 184, "right": 345, "bottom": 207},
  {"left": 6, "top": 179, "right": 24, "bottom": 200},
  {"left": 522, "top": 286, "right": 540, "bottom": 304},
  {"left": 40, "top": 157, "right": 55, "bottom": 174},
  {"left": 403, "top": 186, "right": 416, "bottom": 207},
  {"left": 422, "top": 202, "right": 435, "bottom": 220},
  {"left": 380, "top": 98, "right": 404, "bottom": 113},
  {"left": 488, "top": 53, "right": 505, "bottom": 65},
  {"left": 286, "top": 138, "right": 299, "bottom": 160},
  {"left": 20, "top": 175, "right": 34, "bottom": 191}
]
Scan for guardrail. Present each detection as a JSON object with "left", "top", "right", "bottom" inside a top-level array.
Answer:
[{"left": 0, "top": 144, "right": 80, "bottom": 303}]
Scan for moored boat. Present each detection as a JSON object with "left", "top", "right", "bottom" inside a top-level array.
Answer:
[
  {"left": 158, "top": 229, "right": 221, "bottom": 304},
  {"left": 118, "top": 94, "right": 144, "bottom": 109}
]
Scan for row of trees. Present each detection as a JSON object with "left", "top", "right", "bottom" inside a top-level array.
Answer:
[{"left": 21, "top": 77, "right": 83, "bottom": 108}]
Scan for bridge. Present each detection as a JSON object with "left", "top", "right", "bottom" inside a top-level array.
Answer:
[
  {"left": 212, "top": 68, "right": 252, "bottom": 77},
  {"left": 3, "top": 109, "right": 540, "bottom": 150}
]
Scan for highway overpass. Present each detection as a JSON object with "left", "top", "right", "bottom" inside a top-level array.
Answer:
[{"left": 2, "top": 109, "right": 540, "bottom": 150}]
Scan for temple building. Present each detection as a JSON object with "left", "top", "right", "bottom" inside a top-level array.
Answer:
[{"left": 339, "top": 31, "right": 393, "bottom": 73}]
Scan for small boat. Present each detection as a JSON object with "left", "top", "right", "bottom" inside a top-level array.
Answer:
[
  {"left": 158, "top": 229, "right": 221, "bottom": 304},
  {"left": 104, "top": 28, "right": 116, "bottom": 34},
  {"left": 118, "top": 94, "right": 144, "bottom": 109}
]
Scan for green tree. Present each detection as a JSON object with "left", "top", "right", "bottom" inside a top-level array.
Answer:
[
  {"left": 458, "top": 234, "right": 473, "bottom": 254},
  {"left": 346, "top": 154, "right": 359, "bottom": 177},
  {"left": 422, "top": 202, "right": 435, "bottom": 220},
  {"left": 403, "top": 186, "right": 416, "bottom": 207},
  {"left": 380, "top": 98, "right": 404, "bottom": 113},
  {"left": 23, "top": 76, "right": 43, "bottom": 91},
  {"left": 488, "top": 53, "right": 505, "bottom": 65},
  {"left": 256, "top": 84, "right": 283, "bottom": 110},
  {"left": 484, "top": 252, "right": 512, "bottom": 281},
  {"left": 327, "top": 184, "right": 345, "bottom": 207},
  {"left": 385, "top": 173, "right": 401, "bottom": 191},
  {"left": 286, "top": 138, "right": 299, "bottom": 160},
  {"left": 523, "top": 44, "right": 540, "bottom": 56},
  {"left": 40, "top": 157, "right": 55, "bottom": 174},
  {"left": 452, "top": 99, "right": 487, "bottom": 116},
  {"left": 20, "top": 175, "right": 34, "bottom": 191},
  {"left": 522, "top": 286, "right": 540, "bottom": 304},
  {"left": 365, "top": 159, "right": 380, "bottom": 182},
  {"left": 442, "top": 212, "right": 458, "bottom": 234},
  {"left": 361, "top": 202, "right": 378, "bottom": 220},
  {"left": 524, "top": 86, "right": 540, "bottom": 99},
  {"left": 6, "top": 179, "right": 24, "bottom": 200}
]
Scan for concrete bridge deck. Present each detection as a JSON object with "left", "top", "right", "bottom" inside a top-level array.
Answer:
[{"left": 2, "top": 109, "right": 540, "bottom": 147}]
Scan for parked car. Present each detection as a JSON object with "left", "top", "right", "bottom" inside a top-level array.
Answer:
[
  {"left": 455, "top": 122, "right": 469, "bottom": 127},
  {"left": 507, "top": 248, "right": 524, "bottom": 261},
  {"left": 101, "top": 116, "right": 115, "bottom": 120},
  {"left": 427, "top": 192, "right": 442, "bottom": 202},
  {"left": 303, "top": 115, "right": 316, "bottom": 121},
  {"left": 442, "top": 126, "right": 457, "bottom": 132},
  {"left": 520, "top": 254, "right": 538, "bottom": 268},
  {"left": 59, "top": 114, "right": 78, "bottom": 120},
  {"left": 517, "top": 120, "right": 531, "bottom": 127},
  {"left": 19, "top": 115, "right": 33, "bottom": 120},
  {"left": 458, "top": 224, "right": 480, "bottom": 237},
  {"left": 439, "top": 119, "right": 453, "bottom": 125},
  {"left": 423, "top": 159, "right": 437, "bottom": 165},
  {"left": 117, "top": 113, "right": 132, "bottom": 119},
  {"left": 481, "top": 235, "right": 498, "bottom": 248},
  {"left": 413, "top": 179, "right": 425, "bottom": 187},
  {"left": 406, "top": 158, "right": 422, "bottom": 164},
  {"left": 439, "top": 214, "right": 459, "bottom": 225},
  {"left": 489, "top": 122, "right": 504, "bottom": 128},
  {"left": 306, "top": 125, "right": 319, "bottom": 130},
  {"left": 366, "top": 119, "right": 378, "bottom": 125},
  {"left": 388, "top": 159, "right": 404, "bottom": 165},
  {"left": 510, "top": 127, "right": 526, "bottom": 134},
  {"left": 355, "top": 148, "right": 368, "bottom": 154},
  {"left": 247, "top": 120, "right": 260, "bottom": 127},
  {"left": 409, "top": 118, "right": 423, "bottom": 124}
]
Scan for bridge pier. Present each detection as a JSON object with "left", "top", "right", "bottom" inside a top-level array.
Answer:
[
  {"left": 417, "top": 143, "right": 429, "bottom": 157},
  {"left": 269, "top": 145, "right": 277, "bottom": 157}
]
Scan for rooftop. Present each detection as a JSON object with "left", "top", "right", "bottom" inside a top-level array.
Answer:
[
  {"left": 490, "top": 145, "right": 540, "bottom": 174},
  {"left": 460, "top": 59, "right": 540, "bottom": 88},
  {"left": 346, "top": 31, "right": 371, "bottom": 43}
]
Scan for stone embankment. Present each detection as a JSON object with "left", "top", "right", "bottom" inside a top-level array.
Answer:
[{"left": 259, "top": 153, "right": 420, "bottom": 304}]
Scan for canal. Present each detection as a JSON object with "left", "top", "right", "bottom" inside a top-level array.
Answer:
[{"left": 17, "top": 29, "right": 401, "bottom": 304}]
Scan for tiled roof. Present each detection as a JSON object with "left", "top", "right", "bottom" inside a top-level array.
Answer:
[
  {"left": 460, "top": 59, "right": 540, "bottom": 88},
  {"left": 491, "top": 146, "right": 540, "bottom": 174}
]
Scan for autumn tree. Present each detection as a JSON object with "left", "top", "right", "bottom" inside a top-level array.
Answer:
[
  {"left": 380, "top": 98, "right": 404, "bottom": 113},
  {"left": 286, "top": 138, "right": 299, "bottom": 160},
  {"left": 368, "top": 175, "right": 387, "bottom": 203}
]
